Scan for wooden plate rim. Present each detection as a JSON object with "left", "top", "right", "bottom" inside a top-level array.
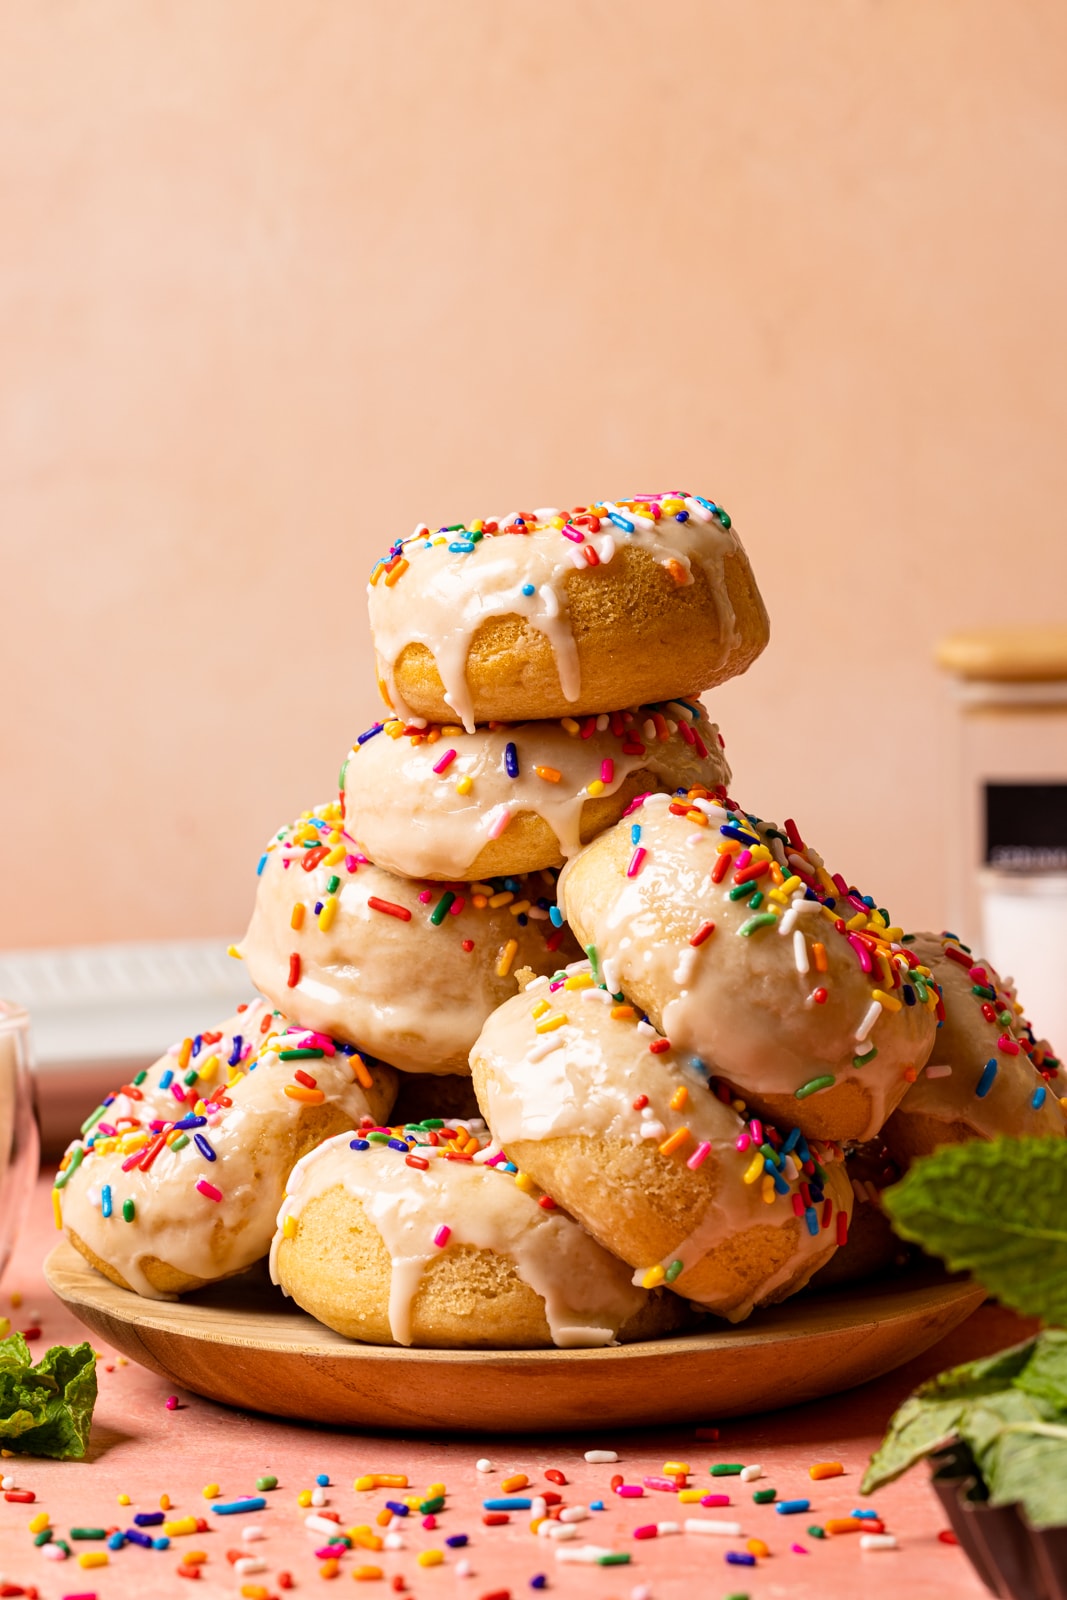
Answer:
[{"left": 44, "top": 1241, "right": 986, "bottom": 1365}]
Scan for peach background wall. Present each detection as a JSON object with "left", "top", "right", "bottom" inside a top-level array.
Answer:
[{"left": 3, "top": 1, "right": 1067, "bottom": 949}]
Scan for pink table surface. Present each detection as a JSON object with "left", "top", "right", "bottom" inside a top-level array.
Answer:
[{"left": 1, "top": 1172, "right": 1029, "bottom": 1600}]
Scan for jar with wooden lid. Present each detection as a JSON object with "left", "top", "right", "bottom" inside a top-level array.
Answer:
[{"left": 937, "top": 627, "right": 1067, "bottom": 1055}]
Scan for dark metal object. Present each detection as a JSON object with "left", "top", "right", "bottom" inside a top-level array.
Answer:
[{"left": 931, "top": 1447, "right": 1067, "bottom": 1600}]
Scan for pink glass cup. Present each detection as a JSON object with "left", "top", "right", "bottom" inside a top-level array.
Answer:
[{"left": 0, "top": 1001, "right": 41, "bottom": 1284}]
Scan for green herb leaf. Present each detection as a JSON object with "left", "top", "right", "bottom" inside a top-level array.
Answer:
[
  {"left": 862, "top": 1395, "right": 976, "bottom": 1492},
  {"left": 862, "top": 1337, "right": 1039, "bottom": 1493},
  {"left": 882, "top": 1138, "right": 1067, "bottom": 1325},
  {"left": 0, "top": 1333, "right": 97, "bottom": 1459},
  {"left": 0, "top": 1331, "right": 32, "bottom": 1373},
  {"left": 864, "top": 1330, "right": 1067, "bottom": 1526},
  {"left": 1012, "top": 1327, "right": 1067, "bottom": 1410},
  {"left": 962, "top": 1389, "right": 1067, "bottom": 1529}
]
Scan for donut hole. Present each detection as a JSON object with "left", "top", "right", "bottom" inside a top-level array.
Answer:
[
  {"left": 276, "top": 1183, "right": 396, "bottom": 1342},
  {"left": 809, "top": 1202, "right": 906, "bottom": 1290},
  {"left": 679, "top": 1219, "right": 806, "bottom": 1314},
  {"left": 390, "top": 617, "right": 551, "bottom": 722},
  {"left": 563, "top": 819, "right": 696, "bottom": 948},
  {"left": 390, "top": 1072, "right": 481, "bottom": 1125},
  {"left": 63, "top": 1089, "right": 394, "bottom": 1301}
]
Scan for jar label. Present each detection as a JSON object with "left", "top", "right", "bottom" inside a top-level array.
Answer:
[{"left": 986, "top": 782, "right": 1067, "bottom": 870}]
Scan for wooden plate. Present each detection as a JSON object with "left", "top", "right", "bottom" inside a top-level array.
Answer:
[{"left": 45, "top": 1242, "right": 984, "bottom": 1432}]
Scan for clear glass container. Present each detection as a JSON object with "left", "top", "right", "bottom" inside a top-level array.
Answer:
[
  {"left": 0, "top": 1001, "right": 41, "bottom": 1284},
  {"left": 939, "top": 628, "right": 1067, "bottom": 1054}
]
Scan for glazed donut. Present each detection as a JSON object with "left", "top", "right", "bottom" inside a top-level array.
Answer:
[
  {"left": 342, "top": 700, "right": 730, "bottom": 880},
  {"left": 57, "top": 1011, "right": 397, "bottom": 1298},
  {"left": 559, "top": 792, "right": 939, "bottom": 1143},
  {"left": 808, "top": 1142, "right": 909, "bottom": 1291},
  {"left": 271, "top": 1133, "right": 694, "bottom": 1349},
  {"left": 238, "top": 802, "right": 579, "bottom": 1074},
  {"left": 469, "top": 963, "right": 853, "bottom": 1322},
  {"left": 882, "top": 932, "right": 1066, "bottom": 1166},
  {"left": 367, "top": 494, "right": 769, "bottom": 731}
]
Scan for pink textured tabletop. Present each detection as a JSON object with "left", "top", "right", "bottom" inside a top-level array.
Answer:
[{"left": 1, "top": 1172, "right": 1027, "bottom": 1600}]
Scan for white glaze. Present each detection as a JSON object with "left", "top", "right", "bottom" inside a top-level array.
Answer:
[
  {"left": 59, "top": 1011, "right": 394, "bottom": 1299},
  {"left": 368, "top": 496, "right": 745, "bottom": 731},
  {"left": 239, "top": 802, "right": 573, "bottom": 1073},
  {"left": 343, "top": 702, "right": 730, "bottom": 879},
  {"left": 559, "top": 795, "right": 939, "bottom": 1141},
  {"left": 272, "top": 1135, "right": 649, "bottom": 1348},
  {"left": 472, "top": 963, "right": 851, "bottom": 1320}
]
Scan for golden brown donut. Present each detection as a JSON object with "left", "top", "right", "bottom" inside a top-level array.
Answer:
[
  {"left": 559, "top": 792, "right": 939, "bottom": 1143},
  {"left": 882, "top": 931, "right": 1066, "bottom": 1166},
  {"left": 469, "top": 962, "right": 852, "bottom": 1322},
  {"left": 238, "top": 801, "right": 579, "bottom": 1073},
  {"left": 367, "top": 494, "right": 768, "bottom": 730},
  {"left": 342, "top": 700, "right": 730, "bottom": 880},
  {"left": 271, "top": 1134, "right": 694, "bottom": 1348},
  {"left": 57, "top": 1011, "right": 397, "bottom": 1298}
]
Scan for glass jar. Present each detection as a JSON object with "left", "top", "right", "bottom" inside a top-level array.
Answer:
[
  {"left": 938, "top": 628, "right": 1067, "bottom": 1054},
  {"left": 0, "top": 1001, "right": 41, "bottom": 1284}
]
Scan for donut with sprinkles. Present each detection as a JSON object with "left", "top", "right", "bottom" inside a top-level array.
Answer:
[
  {"left": 367, "top": 494, "right": 769, "bottom": 731},
  {"left": 470, "top": 959, "right": 853, "bottom": 1322},
  {"left": 272, "top": 1132, "right": 696, "bottom": 1348},
  {"left": 239, "top": 802, "right": 580, "bottom": 1073},
  {"left": 558, "top": 790, "right": 940, "bottom": 1143},
  {"left": 341, "top": 699, "right": 730, "bottom": 881},
  {"left": 882, "top": 931, "right": 1066, "bottom": 1164},
  {"left": 56, "top": 1005, "right": 397, "bottom": 1297}
]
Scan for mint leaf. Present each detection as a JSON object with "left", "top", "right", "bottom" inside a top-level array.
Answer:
[
  {"left": 982, "top": 1428, "right": 1067, "bottom": 1528},
  {"left": 864, "top": 1331, "right": 1067, "bottom": 1526},
  {"left": 961, "top": 1389, "right": 1067, "bottom": 1529},
  {"left": 882, "top": 1138, "right": 1067, "bottom": 1325},
  {"left": 862, "top": 1396, "right": 977, "bottom": 1492},
  {"left": 0, "top": 1334, "right": 97, "bottom": 1460},
  {"left": 861, "top": 1338, "right": 1039, "bottom": 1493},
  {"left": 912, "top": 1341, "right": 1038, "bottom": 1398},
  {"left": 1012, "top": 1327, "right": 1067, "bottom": 1410}
]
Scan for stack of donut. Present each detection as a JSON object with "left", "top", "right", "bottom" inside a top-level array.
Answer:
[{"left": 56, "top": 492, "right": 1066, "bottom": 1350}]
